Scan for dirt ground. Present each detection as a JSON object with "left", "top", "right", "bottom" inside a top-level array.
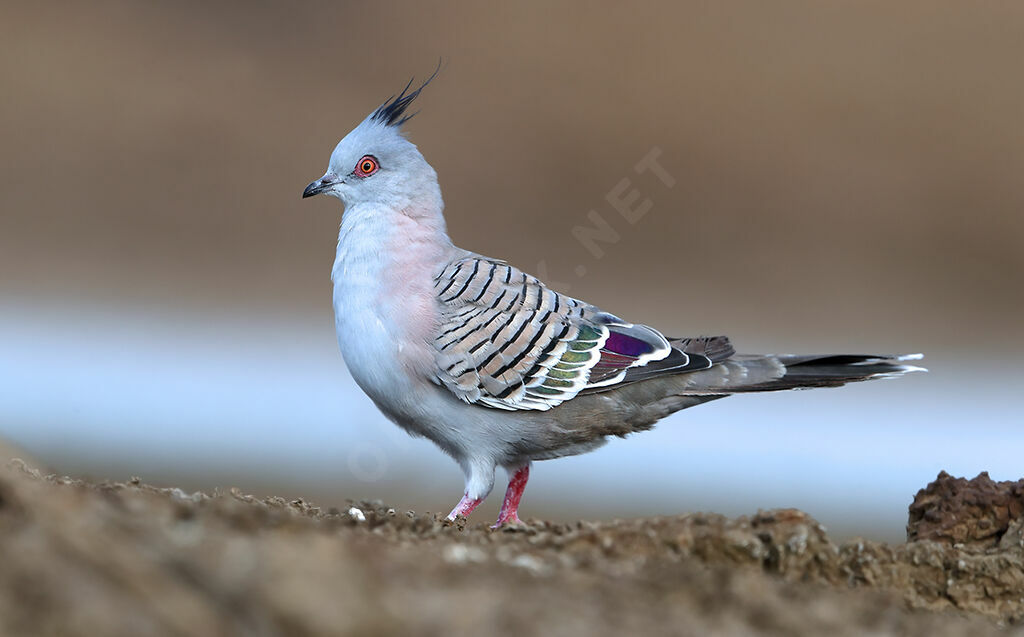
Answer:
[{"left": 1, "top": 444, "right": 1023, "bottom": 637}]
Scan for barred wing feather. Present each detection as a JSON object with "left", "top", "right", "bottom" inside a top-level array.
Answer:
[{"left": 432, "top": 256, "right": 676, "bottom": 411}]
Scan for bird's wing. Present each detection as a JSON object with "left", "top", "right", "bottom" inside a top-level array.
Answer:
[{"left": 432, "top": 256, "right": 711, "bottom": 411}]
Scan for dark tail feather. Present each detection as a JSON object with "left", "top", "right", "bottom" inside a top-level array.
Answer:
[
  {"left": 574, "top": 351, "right": 923, "bottom": 434},
  {"left": 672, "top": 335, "right": 736, "bottom": 363},
  {"left": 726, "top": 353, "right": 925, "bottom": 393}
]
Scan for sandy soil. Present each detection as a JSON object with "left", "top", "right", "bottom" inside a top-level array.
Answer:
[{"left": 1, "top": 447, "right": 1022, "bottom": 637}]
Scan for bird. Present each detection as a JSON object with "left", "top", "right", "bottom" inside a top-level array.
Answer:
[{"left": 302, "top": 72, "right": 924, "bottom": 528}]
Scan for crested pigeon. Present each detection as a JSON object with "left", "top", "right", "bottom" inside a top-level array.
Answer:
[{"left": 302, "top": 74, "right": 924, "bottom": 527}]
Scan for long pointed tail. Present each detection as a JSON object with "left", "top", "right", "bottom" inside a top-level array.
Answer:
[
  {"left": 582, "top": 335, "right": 925, "bottom": 399},
  {"left": 571, "top": 347, "right": 924, "bottom": 439},
  {"left": 721, "top": 353, "right": 926, "bottom": 393}
]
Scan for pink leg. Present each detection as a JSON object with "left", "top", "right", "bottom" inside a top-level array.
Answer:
[
  {"left": 492, "top": 465, "right": 530, "bottom": 528},
  {"left": 446, "top": 493, "right": 483, "bottom": 521}
]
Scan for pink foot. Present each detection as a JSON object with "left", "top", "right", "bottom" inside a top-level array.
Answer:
[
  {"left": 492, "top": 464, "right": 530, "bottom": 528},
  {"left": 446, "top": 493, "right": 483, "bottom": 521}
]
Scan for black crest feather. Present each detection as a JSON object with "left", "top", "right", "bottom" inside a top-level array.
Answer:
[{"left": 371, "top": 62, "right": 442, "bottom": 128}]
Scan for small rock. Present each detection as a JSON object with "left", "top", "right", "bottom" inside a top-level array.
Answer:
[
  {"left": 907, "top": 471, "right": 1024, "bottom": 548},
  {"left": 508, "top": 553, "right": 549, "bottom": 576},
  {"left": 443, "top": 544, "right": 487, "bottom": 565}
]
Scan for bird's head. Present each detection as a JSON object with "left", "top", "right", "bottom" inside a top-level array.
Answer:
[{"left": 303, "top": 71, "right": 441, "bottom": 211}]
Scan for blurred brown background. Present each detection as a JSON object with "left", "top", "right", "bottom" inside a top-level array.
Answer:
[
  {"left": 2, "top": 2, "right": 1022, "bottom": 540},
  {"left": 3, "top": 1, "right": 1022, "bottom": 355}
]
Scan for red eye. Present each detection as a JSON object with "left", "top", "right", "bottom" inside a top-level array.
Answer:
[{"left": 354, "top": 155, "right": 379, "bottom": 177}]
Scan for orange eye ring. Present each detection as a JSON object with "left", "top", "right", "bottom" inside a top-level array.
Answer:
[{"left": 354, "top": 155, "right": 379, "bottom": 177}]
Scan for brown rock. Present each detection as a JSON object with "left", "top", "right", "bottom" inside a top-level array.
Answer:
[{"left": 907, "top": 471, "right": 1024, "bottom": 548}]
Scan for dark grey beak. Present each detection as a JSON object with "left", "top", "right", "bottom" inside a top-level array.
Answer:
[{"left": 302, "top": 176, "right": 335, "bottom": 199}]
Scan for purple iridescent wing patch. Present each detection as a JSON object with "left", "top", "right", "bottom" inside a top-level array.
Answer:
[{"left": 588, "top": 325, "right": 670, "bottom": 386}]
